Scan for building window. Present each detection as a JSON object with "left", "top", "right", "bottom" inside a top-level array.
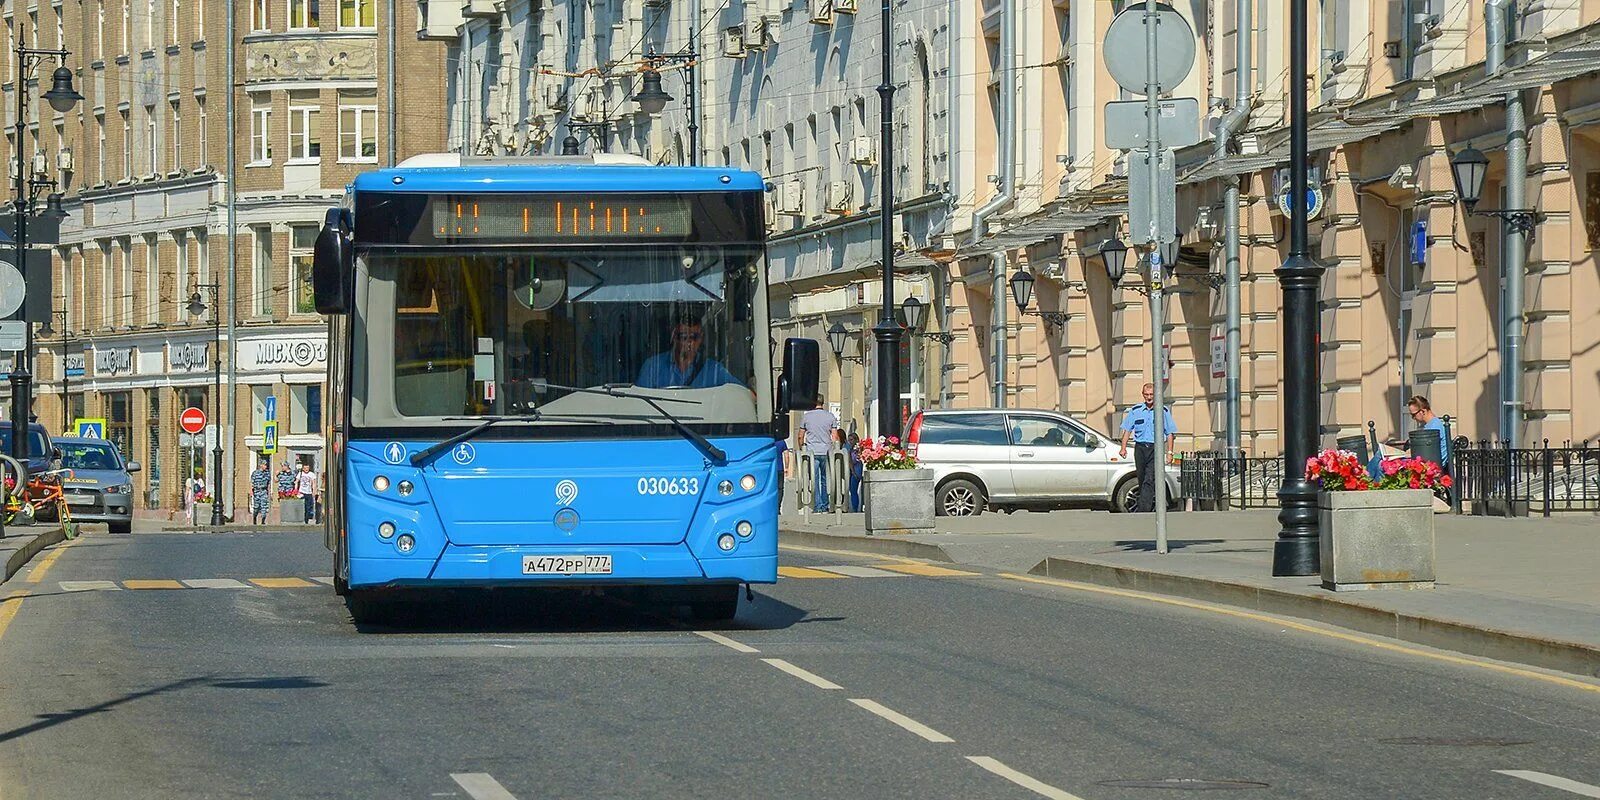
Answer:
[
  {"left": 98, "top": 241, "right": 112, "bottom": 329},
  {"left": 146, "top": 389, "right": 162, "bottom": 508},
  {"left": 56, "top": 3, "right": 64, "bottom": 50},
  {"left": 196, "top": 96, "right": 206, "bottom": 169},
  {"left": 196, "top": 229, "right": 208, "bottom": 286},
  {"left": 339, "top": 0, "right": 374, "bottom": 28},
  {"left": 120, "top": 110, "right": 131, "bottom": 180},
  {"left": 291, "top": 226, "right": 316, "bottom": 313},
  {"left": 251, "top": 386, "right": 271, "bottom": 434},
  {"left": 145, "top": 105, "right": 158, "bottom": 175},
  {"left": 145, "top": 0, "right": 157, "bottom": 50},
  {"left": 119, "top": 238, "right": 133, "bottom": 325},
  {"left": 290, "top": 384, "right": 321, "bottom": 434},
  {"left": 337, "top": 89, "right": 377, "bottom": 162},
  {"left": 250, "top": 94, "right": 271, "bottom": 165},
  {"left": 170, "top": 101, "right": 181, "bottom": 169},
  {"left": 106, "top": 391, "right": 132, "bottom": 460},
  {"left": 252, "top": 0, "right": 270, "bottom": 31},
  {"left": 122, "top": 0, "right": 131, "bottom": 54},
  {"left": 289, "top": 0, "right": 320, "bottom": 29},
  {"left": 96, "top": 1, "right": 105, "bottom": 60},
  {"left": 253, "top": 227, "right": 273, "bottom": 317},
  {"left": 144, "top": 235, "right": 159, "bottom": 324},
  {"left": 95, "top": 114, "right": 106, "bottom": 181},
  {"left": 287, "top": 96, "right": 319, "bottom": 162},
  {"left": 171, "top": 0, "right": 181, "bottom": 43},
  {"left": 174, "top": 230, "right": 188, "bottom": 313}
]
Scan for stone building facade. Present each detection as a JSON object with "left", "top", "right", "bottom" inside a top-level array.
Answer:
[{"left": 3, "top": 0, "right": 447, "bottom": 520}]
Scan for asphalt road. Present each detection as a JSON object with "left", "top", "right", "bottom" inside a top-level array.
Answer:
[{"left": 1, "top": 530, "right": 1597, "bottom": 800}]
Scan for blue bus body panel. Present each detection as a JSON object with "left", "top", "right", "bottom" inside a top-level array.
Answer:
[
  {"left": 351, "top": 165, "right": 766, "bottom": 196},
  {"left": 343, "top": 436, "right": 780, "bottom": 588}
]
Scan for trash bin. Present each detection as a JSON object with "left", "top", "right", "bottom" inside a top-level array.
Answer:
[
  {"left": 1409, "top": 429, "right": 1442, "bottom": 466},
  {"left": 1336, "top": 435, "right": 1369, "bottom": 466}
]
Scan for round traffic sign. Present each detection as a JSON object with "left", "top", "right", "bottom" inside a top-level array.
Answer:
[
  {"left": 1103, "top": 2, "right": 1197, "bottom": 97},
  {"left": 180, "top": 406, "right": 207, "bottom": 435},
  {"left": 0, "top": 262, "right": 23, "bottom": 319}
]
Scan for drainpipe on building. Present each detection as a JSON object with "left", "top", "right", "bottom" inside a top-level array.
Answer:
[
  {"left": 386, "top": 0, "right": 397, "bottom": 166},
  {"left": 225, "top": 0, "right": 239, "bottom": 518},
  {"left": 1487, "top": 0, "right": 1525, "bottom": 445},
  {"left": 970, "top": 0, "right": 1015, "bottom": 408},
  {"left": 1219, "top": 0, "right": 1254, "bottom": 456}
]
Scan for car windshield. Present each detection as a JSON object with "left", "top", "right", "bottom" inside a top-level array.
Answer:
[
  {"left": 57, "top": 443, "right": 122, "bottom": 471},
  {"left": 363, "top": 246, "right": 770, "bottom": 427},
  {"left": 0, "top": 429, "right": 52, "bottom": 458}
]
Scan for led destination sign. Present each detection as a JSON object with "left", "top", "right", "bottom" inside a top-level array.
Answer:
[{"left": 431, "top": 195, "right": 693, "bottom": 240}]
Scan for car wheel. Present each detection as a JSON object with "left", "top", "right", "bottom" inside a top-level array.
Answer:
[
  {"left": 109, "top": 520, "right": 132, "bottom": 534},
  {"left": 1112, "top": 477, "right": 1138, "bottom": 513},
  {"left": 937, "top": 479, "right": 985, "bottom": 517}
]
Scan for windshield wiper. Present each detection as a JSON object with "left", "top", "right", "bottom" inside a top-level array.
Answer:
[
  {"left": 532, "top": 381, "right": 727, "bottom": 465},
  {"left": 409, "top": 411, "right": 609, "bottom": 467}
]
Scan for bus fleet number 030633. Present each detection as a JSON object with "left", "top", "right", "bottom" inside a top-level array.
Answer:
[{"left": 637, "top": 477, "right": 700, "bottom": 496}]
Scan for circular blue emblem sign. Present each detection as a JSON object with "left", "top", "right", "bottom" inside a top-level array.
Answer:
[{"left": 553, "top": 508, "right": 580, "bottom": 532}]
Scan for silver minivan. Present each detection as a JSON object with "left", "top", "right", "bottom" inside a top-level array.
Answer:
[{"left": 907, "top": 408, "right": 1180, "bottom": 515}]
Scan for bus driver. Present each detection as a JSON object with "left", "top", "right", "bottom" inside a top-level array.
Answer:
[{"left": 636, "top": 316, "right": 742, "bottom": 389}]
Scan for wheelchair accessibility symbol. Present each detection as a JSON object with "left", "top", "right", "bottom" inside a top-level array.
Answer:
[{"left": 452, "top": 442, "right": 476, "bottom": 465}]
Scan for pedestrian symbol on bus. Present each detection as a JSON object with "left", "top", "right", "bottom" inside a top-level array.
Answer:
[
  {"left": 383, "top": 442, "right": 407, "bottom": 465},
  {"left": 452, "top": 442, "right": 476, "bottom": 465}
]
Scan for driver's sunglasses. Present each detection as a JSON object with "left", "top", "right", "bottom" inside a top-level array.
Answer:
[{"left": 674, "top": 331, "right": 703, "bottom": 342}]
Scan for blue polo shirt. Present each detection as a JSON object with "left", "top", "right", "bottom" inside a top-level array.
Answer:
[
  {"left": 635, "top": 354, "right": 741, "bottom": 389},
  {"left": 1121, "top": 404, "right": 1177, "bottom": 444},
  {"left": 1422, "top": 417, "right": 1451, "bottom": 466}
]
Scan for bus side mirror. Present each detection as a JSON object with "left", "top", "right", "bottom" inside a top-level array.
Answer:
[
  {"left": 778, "top": 338, "right": 819, "bottom": 412},
  {"left": 313, "top": 208, "right": 354, "bottom": 315}
]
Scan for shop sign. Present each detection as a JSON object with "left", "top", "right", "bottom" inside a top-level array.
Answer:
[
  {"left": 238, "top": 335, "right": 328, "bottom": 372},
  {"left": 94, "top": 347, "right": 136, "bottom": 376},
  {"left": 63, "top": 352, "right": 85, "bottom": 378},
  {"left": 168, "top": 341, "right": 211, "bottom": 373}
]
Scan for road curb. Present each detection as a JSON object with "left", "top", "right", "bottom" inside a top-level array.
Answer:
[
  {"left": 1028, "top": 556, "right": 1600, "bottom": 680},
  {"left": 2, "top": 527, "right": 67, "bottom": 584},
  {"left": 778, "top": 528, "right": 957, "bottom": 563}
]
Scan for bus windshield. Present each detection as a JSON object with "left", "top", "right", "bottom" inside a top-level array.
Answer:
[{"left": 365, "top": 246, "right": 770, "bottom": 427}]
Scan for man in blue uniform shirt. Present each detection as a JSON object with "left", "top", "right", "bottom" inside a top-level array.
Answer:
[
  {"left": 1118, "top": 382, "right": 1176, "bottom": 512},
  {"left": 636, "top": 317, "right": 742, "bottom": 389}
]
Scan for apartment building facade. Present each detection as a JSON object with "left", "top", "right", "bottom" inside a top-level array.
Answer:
[
  {"left": 4, "top": 0, "right": 446, "bottom": 518},
  {"left": 950, "top": 0, "right": 1600, "bottom": 452},
  {"left": 429, "top": 0, "right": 958, "bottom": 436}
]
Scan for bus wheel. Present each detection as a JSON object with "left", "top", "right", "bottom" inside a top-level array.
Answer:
[
  {"left": 688, "top": 586, "right": 740, "bottom": 622},
  {"left": 332, "top": 552, "right": 349, "bottom": 597}
]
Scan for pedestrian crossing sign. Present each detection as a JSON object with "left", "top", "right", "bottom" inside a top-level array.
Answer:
[
  {"left": 74, "top": 418, "right": 107, "bottom": 439},
  {"left": 262, "top": 421, "right": 279, "bottom": 455}
]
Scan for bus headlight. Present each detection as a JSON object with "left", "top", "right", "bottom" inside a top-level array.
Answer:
[
  {"left": 378, "top": 522, "right": 396, "bottom": 539},
  {"left": 373, "top": 476, "right": 390, "bottom": 493},
  {"left": 736, "top": 520, "right": 753, "bottom": 538},
  {"left": 718, "top": 480, "right": 734, "bottom": 496},
  {"left": 740, "top": 474, "right": 757, "bottom": 491},
  {"left": 396, "top": 534, "right": 416, "bottom": 554},
  {"left": 397, "top": 480, "right": 414, "bottom": 497},
  {"left": 717, "top": 533, "right": 737, "bottom": 552}
]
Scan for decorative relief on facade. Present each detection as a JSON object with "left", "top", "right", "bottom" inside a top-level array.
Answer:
[{"left": 244, "top": 38, "right": 377, "bottom": 83}]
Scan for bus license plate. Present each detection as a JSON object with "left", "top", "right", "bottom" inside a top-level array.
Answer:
[{"left": 522, "top": 555, "right": 612, "bottom": 575}]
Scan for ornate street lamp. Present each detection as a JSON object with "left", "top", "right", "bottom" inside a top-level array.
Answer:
[
  {"left": 899, "top": 296, "right": 927, "bottom": 334},
  {"left": 1008, "top": 270, "right": 1034, "bottom": 312},
  {"left": 1449, "top": 144, "right": 1537, "bottom": 233},
  {"left": 826, "top": 321, "right": 864, "bottom": 364},
  {"left": 560, "top": 134, "right": 581, "bottom": 155},
  {"left": 630, "top": 69, "right": 673, "bottom": 115},
  {"left": 43, "top": 67, "right": 83, "bottom": 113},
  {"left": 1090, "top": 238, "right": 1130, "bottom": 284}
]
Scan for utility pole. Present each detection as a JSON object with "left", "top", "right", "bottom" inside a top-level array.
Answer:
[{"left": 871, "top": 0, "right": 902, "bottom": 441}]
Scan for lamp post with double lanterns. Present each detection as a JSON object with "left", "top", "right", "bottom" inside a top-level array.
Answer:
[
  {"left": 186, "top": 285, "right": 225, "bottom": 526},
  {"left": 8, "top": 31, "right": 81, "bottom": 463}
]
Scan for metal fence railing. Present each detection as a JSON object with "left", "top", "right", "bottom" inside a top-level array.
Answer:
[
  {"left": 1178, "top": 453, "right": 1284, "bottom": 510},
  {"left": 1452, "top": 440, "right": 1600, "bottom": 517}
]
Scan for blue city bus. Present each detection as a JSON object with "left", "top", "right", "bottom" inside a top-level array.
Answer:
[{"left": 311, "top": 154, "right": 819, "bottom": 624}]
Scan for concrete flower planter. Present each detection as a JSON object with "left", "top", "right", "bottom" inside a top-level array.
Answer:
[
  {"left": 1319, "top": 489, "right": 1436, "bottom": 591},
  {"left": 192, "top": 503, "right": 214, "bottom": 526},
  {"left": 862, "top": 469, "right": 935, "bottom": 535},
  {"left": 279, "top": 500, "right": 306, "bottom": 524}
]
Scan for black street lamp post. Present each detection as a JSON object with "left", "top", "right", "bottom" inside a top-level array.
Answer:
[
  {"left": 872, "top": 0, "right": 902, "bottom": 441},
  {"left": 187, "top": 285, "right": 225, "bottom": 526},
  {"left": 9, "top": 33, "right": 80, "bottom": 464},
  {"left": 1271, "top": 0, "right": 1323, "bottom": 576}
]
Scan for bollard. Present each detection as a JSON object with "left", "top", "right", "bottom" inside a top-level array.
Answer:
[
  {"left": 830, "top": 447, "right": 848, "bottom": 522},
  {"left": 797, "top": 451, "right": 814, "bottom": 518}
]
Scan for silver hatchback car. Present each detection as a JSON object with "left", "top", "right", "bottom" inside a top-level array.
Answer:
[{"left": 907, "top": 408, "right": 1180, "bottom": 515}]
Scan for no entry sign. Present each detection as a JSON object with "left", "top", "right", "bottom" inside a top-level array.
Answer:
[{"left": 179, "top": 406, "right": 208, "bottom": 435}]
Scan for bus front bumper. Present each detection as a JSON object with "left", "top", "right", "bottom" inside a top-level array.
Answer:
[{"left": 349, "top": 542, "right": 776, "bottom": 589}]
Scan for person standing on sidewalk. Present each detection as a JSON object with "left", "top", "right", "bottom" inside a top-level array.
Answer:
[
  {"left": 249, "top": 459, "right": 272, "bottom": 526},
  {"left": 296, "top": 462, "right": 320, "bottom": 524},
  {"left": 1119, "top": 382, "right": 1176, "bottom": 512},
  {"left": 799, "top": 396, "right": 837, "bottom": 512}
]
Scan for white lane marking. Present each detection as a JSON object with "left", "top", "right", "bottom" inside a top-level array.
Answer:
[
  {"left": 182, "top": 578, "right": 249, "bottom": 589},
  {"left": 849, "top": 698, "right": 955, "bottom": 743},
  {"left": 1495, "top": 770, "right": 1600, "bottom": 798},
  {"left": 966, "top": 756, "right": 1087, "bottom": 800},
  {"left": 309, "top": 576, "right": 335, "bottom": 585},
  {"left": 761, "top": 658, "right": 843, "bottom": 690},
  {"left": 58, "top": 581, "right": 120, "bottom": 591},
  {"left": 450, "top": 773, "right": 519, "bottom": 800},
  {"left": 812, "top": 565, "right": 910, "bottom": 578},
  {"left": 694, "top": 630, "right": 760, "bottom": 653}
]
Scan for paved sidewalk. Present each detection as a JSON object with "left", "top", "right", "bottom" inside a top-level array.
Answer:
[{"left": 780, "top": 507, "right": 1600, "bottom": 677}]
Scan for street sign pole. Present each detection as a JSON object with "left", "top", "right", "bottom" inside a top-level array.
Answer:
[{"left": 1144, "top": 2, "right": 1169, "bottom": 555}]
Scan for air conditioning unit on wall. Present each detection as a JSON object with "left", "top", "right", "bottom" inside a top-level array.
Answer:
[
  {"left": 723, "top": 26, "right": 747, "bottom": 58},
  {"left": 847, "top": 136, "right": 876, "bottom": 165},
  {"left": 825, "top": 180, "right": 852, "bottom": 214},
  {"left": 779, "top": 179, "right": 804, "bottom": 215}
]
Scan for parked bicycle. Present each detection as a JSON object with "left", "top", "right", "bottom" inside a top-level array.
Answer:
[{"left": 4, "top": 468, "right": 78, "bottom": 536}]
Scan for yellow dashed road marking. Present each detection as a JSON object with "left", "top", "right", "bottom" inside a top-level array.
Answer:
[
  {"left": 249, "top": 577, "right": 316, "bottom": 589},
  {"left": 778, "top": 566, "right": 849, "bottom": 579},
  {"left": 123, "top": 579, "right": 185, "bottom": 590},
  {"left": 25, "top": 536, "right": 82, "bottom": 584},
  {"left": 1000, "top": 572, "right": 1600, "bottom": 695},
  {"left": 0, "top": 591, "right": 28, "bottom": 642},
  {"left": 874, "top": 563, "right": 978, "bottom": 577}
]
